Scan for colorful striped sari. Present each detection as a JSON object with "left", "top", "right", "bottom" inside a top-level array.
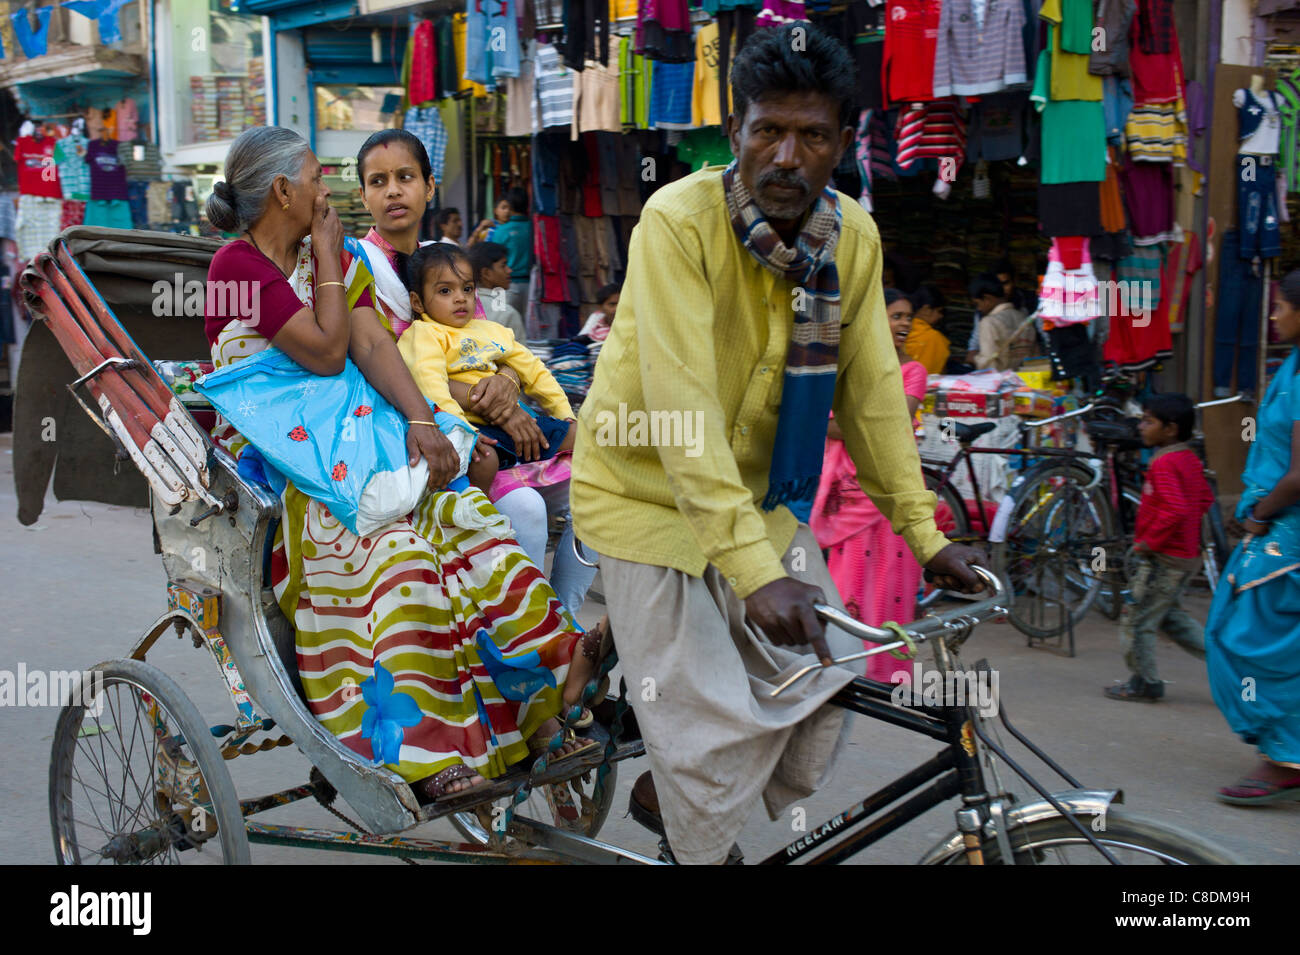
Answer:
[{"left": 210, "top": 235, "right": 582, "bottom": 782}]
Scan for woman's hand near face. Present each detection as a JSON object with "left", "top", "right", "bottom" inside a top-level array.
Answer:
[{"left": 311, "top": 194, "right": 344, "bottom": 264}]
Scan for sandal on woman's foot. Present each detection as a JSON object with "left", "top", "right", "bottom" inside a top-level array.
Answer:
[
  {"left": 528, "top": 722, "right": 600, "bottom": 765},
  {"left": 412, "top": 764, "right": 489, "bottom": 805},
  {"left": 1216, "top": 774, "right": 1300, "bottom": 806}
]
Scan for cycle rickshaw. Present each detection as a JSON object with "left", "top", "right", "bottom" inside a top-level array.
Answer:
[{"left": 15, "top": 228, "right": 1238, "bottom": 865}]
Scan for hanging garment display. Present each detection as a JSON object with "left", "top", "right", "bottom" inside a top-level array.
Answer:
[
  {"left": 1119, "top": 158, "right": 1176, "bottom": 245},
  {"left": 405, "top": 107, "right": 449, "bottom": 184},
  {"left": 16, "top": 134, "right": 61, "bottom": 199},
  {"left": 931, "top": 0, "right": 1027, "bottom": 99},
  {"left": 467, "top": 0, "right": 521, "bottom": 87},
  {"left": 535, "top": 43, "right": 576, "bottom": 129},
  {"left": 10, "top": 6, "right": 54, "bottom": 59},
  {"left": 882, "top": 0, "right": 942, "bottom": 105},
  {"left": 1031, "top": 45, "right": 1106, "bottom": 184},
  {"left": 1213, "top": 231, "right": 1264, "bottom": 394},
  {"left": 1038, "top": 181, "right": 1102, "bottom": 237},
  {"left": 563, "top": 0, "right": 611, "bottom": 70},
  {"left": 1039, "top": 237, "right": 1100, "bottom": 324},
  {"left": 966, "top": 92, "right": 1028, "bottom": 162},
  {"left": 15, "top": 196, "right": 61, "bottom": 261},
  {"left": 636, "top": 0, "right": 693, "bottom": 62},
  {"left": 894, "top": 100, "right": 966, "bottom": 171},
  {"left": 649, "top": 59, "right": 694, "bottom": 129},
  {"left": 1088, "top": 0, "right": 1135, "bottom": 77},
  {"left": 408, "top": 19, "right": 436, "bottom": 105},
  {"left": 714, "top": 6, "right": 758, "bottom": 121},
  {"left": 1103, "top": 245, "right": 1170, "bottom": 370}
]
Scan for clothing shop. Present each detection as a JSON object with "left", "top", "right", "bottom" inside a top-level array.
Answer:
[
  {"left": 0, "top": 0, "right": 198, "bottom": 429},
  {"left": 1197, "top": 0, "right": 1300, "bottom": 501}
]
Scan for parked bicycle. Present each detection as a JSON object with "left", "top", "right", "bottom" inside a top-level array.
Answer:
[
  {"left": 923, "top": 376, "right": 1239, "bottom": 647},
  {"left": 921, "top": 416, "right": 1113, "bottom": 644},
  {"left": 1018, "top": 388, "right": 1240, "bottom": 626}
]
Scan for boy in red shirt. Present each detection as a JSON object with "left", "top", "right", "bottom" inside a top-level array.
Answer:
[{"left": 1106, "top": 393, "right": 1215, "bottom": 702}]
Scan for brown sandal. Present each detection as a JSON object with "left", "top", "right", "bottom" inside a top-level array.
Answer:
[{"left": 412, "top": 764, "right": 488, "bottom": 804}]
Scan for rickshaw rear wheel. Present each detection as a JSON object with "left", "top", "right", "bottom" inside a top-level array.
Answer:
[
  {"left": 49, "top": 659, "right": 250, "bottom": 865},
  {"left": 449, "top": 762, "right": 619, "bottom": 846}
]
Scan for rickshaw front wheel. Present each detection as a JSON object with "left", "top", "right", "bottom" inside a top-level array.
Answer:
[{"left": 49, "top": 659, "right": 251, "bottom": 865}]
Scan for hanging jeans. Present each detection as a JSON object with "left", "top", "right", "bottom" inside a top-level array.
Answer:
[
  {"left": 715, "top": 9, "right": 757, "bottom": 126},
  {"left": 1236, "top": 154, "right": 1281, "bottom": 260},
  {"left": 1214, "top": 230, "right": 1263, "bottom": 394}
]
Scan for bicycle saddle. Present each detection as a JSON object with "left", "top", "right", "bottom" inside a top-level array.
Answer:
[
  {"left": 953, "top": 420, "right": 997, "bottom": 444},
  {"left": 1085, "top": 417, "right": 1142, "bottom": 451}
]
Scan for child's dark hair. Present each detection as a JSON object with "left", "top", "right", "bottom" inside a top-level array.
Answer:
[
  {"left": 911, "top": 283, "right": 946, "bottom": 311},
  {"left": 407, "top": 242, "right": 473, "bottom": 295},
  {"left": 1280, "top": 268, "right": 1300, "bottom": 309},
  {"left": 596, "top": 282, "right": 622, "bottom": 303},
  {"left": 435, "top": 206, "right": 460, "bottom": 229},
  {"left": 505, "top": 187, "right": 529, "bottom": 215},
  {"left": 468, "top": 241, "right": 509, "bottom": 281},
  {"left": 356, "top": 129, "right": 432, "bottom": 182},
  {"left": 883, "top": 288, "right": 914, "bottom": 309},
  {"left": 1142, "top": 392, "right": 1196, "bottom": 442},
  {"left": 969, "top": 272, "right": 1005, "bottom": 301}
]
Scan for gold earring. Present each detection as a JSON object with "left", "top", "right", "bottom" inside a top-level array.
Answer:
[{"left": 282, "top": 202, "right": 290, "bottom": 210}]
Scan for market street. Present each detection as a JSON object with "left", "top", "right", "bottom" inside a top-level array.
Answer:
[{"left": 3, "top": 433, "right": 1296, "bottom": 866}]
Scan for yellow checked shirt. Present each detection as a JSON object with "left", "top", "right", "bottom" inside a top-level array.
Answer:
[{"left": 570, "top": 168, "right": 949, "bottom": 599}]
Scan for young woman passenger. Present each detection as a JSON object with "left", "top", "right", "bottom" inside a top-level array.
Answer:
[{"left": 355, "top": 131, "right": 600, "bottom": 636}]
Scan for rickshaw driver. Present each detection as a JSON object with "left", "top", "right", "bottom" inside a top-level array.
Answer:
[{"left": 569, "top": 23, "right": 988, "bottom": 865}]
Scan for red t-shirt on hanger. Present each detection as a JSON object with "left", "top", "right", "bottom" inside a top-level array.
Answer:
[
  {"left": 882, "top": 0, "right": 942, "bottom": 105},
  {"left": 16, "top": 135, "right": 62, "bottom": 198}
]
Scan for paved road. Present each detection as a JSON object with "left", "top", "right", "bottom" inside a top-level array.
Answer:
[{"left": 3, "top": 432, "right": 1297, "bottom": 865}]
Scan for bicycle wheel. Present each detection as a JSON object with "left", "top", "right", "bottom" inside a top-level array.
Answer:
[
  {"left": 1097, "top": 485, "right": 1141, "bottom": 620},
  {"left": 942, "top": 807, "right": 1241, "bottom": 865},
  {"left": 992, "top": 462, "right": 1116, "bottom": 640},
  {"left": 924, "top": 468, "right": 971, "bottom": 541},
  {"left": 1200, "top": 503, "right": 1230, "bottom": 595},
  {"left": 449, "top": 762, "right": 619, "bottom": 845},
  {"left": 49, "top": 659, "right": 250, "bottom": 865}
]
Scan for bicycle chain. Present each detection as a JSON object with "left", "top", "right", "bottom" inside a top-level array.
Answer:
[{"left": 309, "top": 768, "right": 418, "bottom": 866}]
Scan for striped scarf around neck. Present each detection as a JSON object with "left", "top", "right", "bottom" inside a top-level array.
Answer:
[{"left": 722, "top": 161, "right": 842, "bottom": 522}]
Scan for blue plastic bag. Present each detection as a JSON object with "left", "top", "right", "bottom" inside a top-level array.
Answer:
[{"left": 196, "top": 347, "right": 470, "bottom": 535}]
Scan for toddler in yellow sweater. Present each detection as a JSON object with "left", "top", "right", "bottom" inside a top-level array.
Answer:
[{"left": 397, "top": 244, "right": 576, "bottom": 468}]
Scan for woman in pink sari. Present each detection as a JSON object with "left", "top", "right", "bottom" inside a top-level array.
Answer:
[{"left": 811, "top": 289, "right": 928, "bottom": 683}]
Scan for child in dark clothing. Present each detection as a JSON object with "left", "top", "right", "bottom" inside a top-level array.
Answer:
[{"left": 1106, "top": 393, "right": 1215, "bottom": 702}]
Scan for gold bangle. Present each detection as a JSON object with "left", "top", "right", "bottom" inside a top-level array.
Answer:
[
  {"left": 317, "top": 280, "right": 345, "bottom": 289},
  {"left": 497, "top": 373, "right": 520, "bottom": 397},
  {"left": 408, "top": 419, "right": 439, "bottom": 428}
]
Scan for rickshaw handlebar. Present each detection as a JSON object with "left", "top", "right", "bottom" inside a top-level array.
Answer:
[
  {"left": 813, "top": 565, "right": 1006, "bottom": 644},
  {"left": 771, "top": 566, "right": 1007, "bottom": 697}
]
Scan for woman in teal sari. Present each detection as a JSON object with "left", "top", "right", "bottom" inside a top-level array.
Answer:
[{"left": 1207, "top": 268, "right": 1300, "bottom": 805}]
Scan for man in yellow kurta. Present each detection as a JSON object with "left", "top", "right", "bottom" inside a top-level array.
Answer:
[{"left": 570, "top": 24, "right": 985, "bottom": 865}]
